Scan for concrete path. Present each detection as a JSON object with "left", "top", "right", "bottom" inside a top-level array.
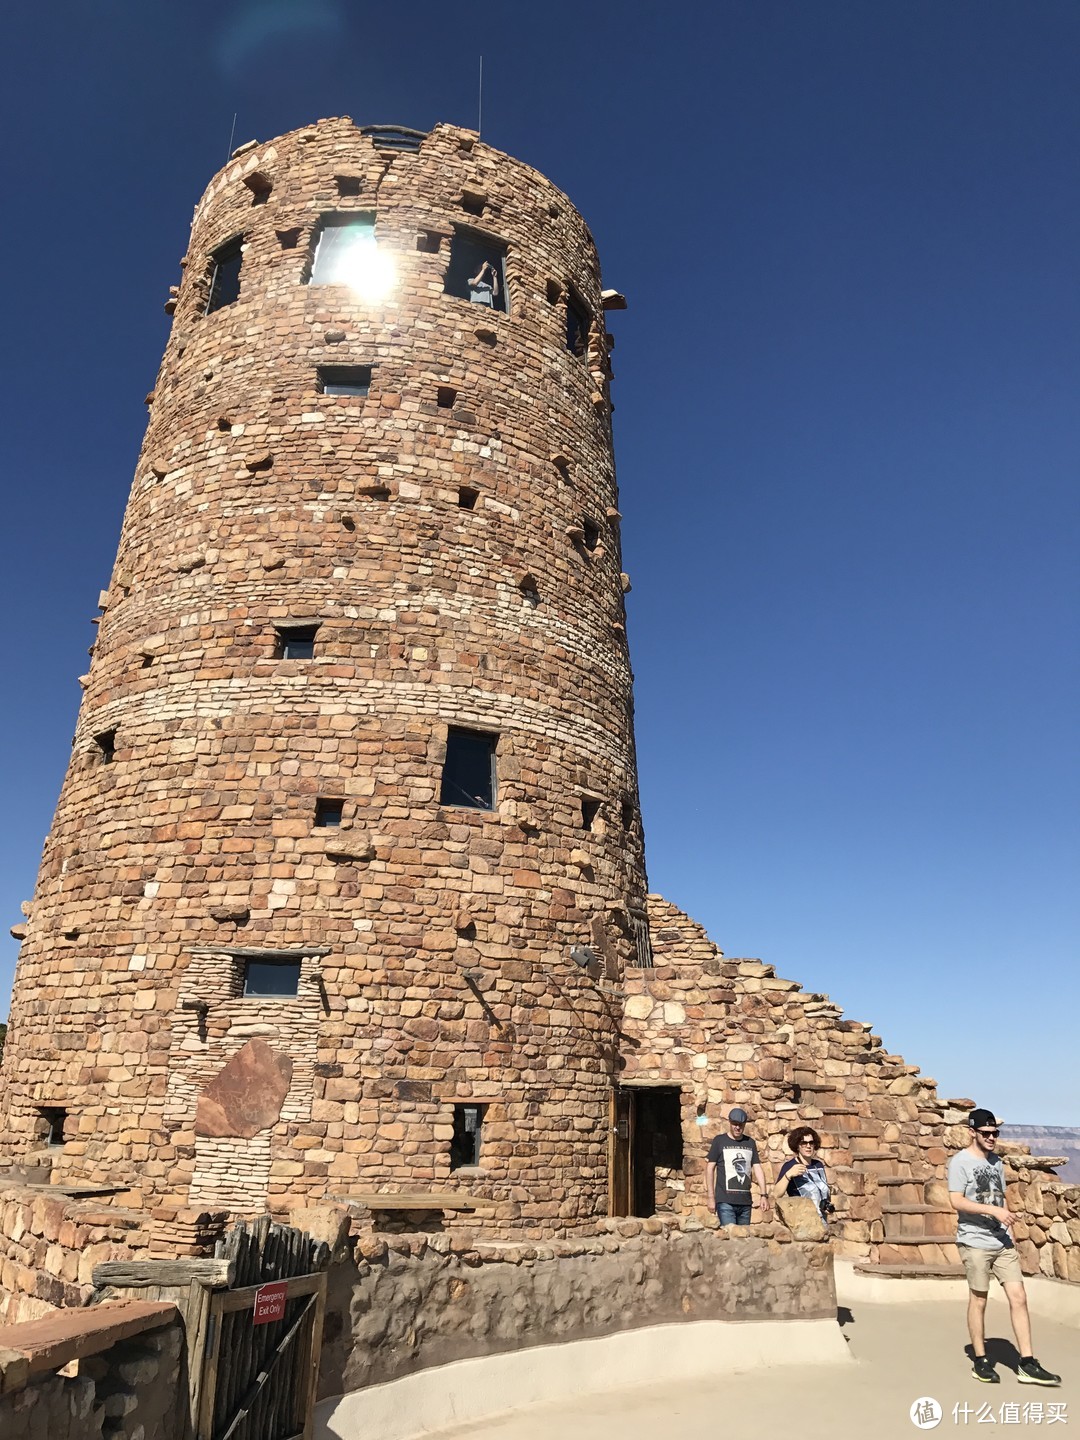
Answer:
[{"left": 427, "top": 1295, "right": 1075, "bottom": 1440}]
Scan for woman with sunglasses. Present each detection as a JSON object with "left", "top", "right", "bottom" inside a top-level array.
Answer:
[{"left": 773, "top": 1125, "right": 832, "bottom": 1224}]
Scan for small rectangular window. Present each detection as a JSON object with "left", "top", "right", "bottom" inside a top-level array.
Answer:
[
  {"left": 95, "top": 729, "right": 117, "bottom": 763},
  {"left": 207, "top": 238, "right": 243, "bottom": 313},
  {"left": 309, "top": 216, "right": 376, "bottom": 285},
  {"left": 275, "top": 625, "right": 319, "bottom": 660},
  {"left": 444, "top": 232, "right": 508, "bottom": 313},
  {"left": 243, "top": 960, "right": 301, "bottom": 997},
  {"left": 566, "top": 292, "right": 590, "bottom": 357},
  {"left": 318, "top": 365, "right": 372, "bottom": 397},
  {"left": 450, "top": 1103, "right": 486, "bottom": 1169},
  {"left": 440, "top": 727, "right": 497, "bottom": 810},
  {"left": 39, "top": 1107, "right": 68, "bottom": 1147},
  {"left": 581, "top": 797, "right": 602, "bottom": 830},
  {"left": 457, "top": 486, "right": 479, "bottom": 510},
  {"left": 336, "top": 176, "right": 363, "bottom": 196},
  {"left": 581, "top": 518, "right": 601, "bottom": 552},
  {"left": 315, "top": 797, "right": 344, "bottom": 827}
]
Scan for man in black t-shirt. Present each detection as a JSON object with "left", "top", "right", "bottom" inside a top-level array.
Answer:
[{"left": 705, "top": 1108, "right": 772, "bottom": 1225}]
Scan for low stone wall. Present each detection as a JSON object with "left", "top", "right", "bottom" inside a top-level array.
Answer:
[
  {"left": 319, "top": 1212, "right": 835, "bottom": 1396},
  {"left": 1006, "top": 1160, "right": 1080, "bottom": 1282},
  {"left": 0, "top": 1298, "right": 182, "bottom": 1440}
]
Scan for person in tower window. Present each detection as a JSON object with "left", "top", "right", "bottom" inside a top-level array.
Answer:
[
  {"left": 468, "top": 260, "right": 500, "bottom": 307},
  {"left": 705, "top": 1108, "right": 771, "bottom": 1226}
]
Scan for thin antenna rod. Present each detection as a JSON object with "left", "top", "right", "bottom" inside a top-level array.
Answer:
[
  {"left": 478, "top": 55, "right": 483, "bottom": 137},
  {"left": 226, "top": 112, "right": 237, "bottom": 162}
]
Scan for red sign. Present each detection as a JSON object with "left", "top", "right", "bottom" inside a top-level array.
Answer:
[{"left": 253, "top": 1281, "right": 288, "bottom": 1325}]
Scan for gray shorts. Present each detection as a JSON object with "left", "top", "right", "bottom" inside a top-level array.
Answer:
[{"left": 959, "top": 1244, "right": 1023, "bottom": 1291}]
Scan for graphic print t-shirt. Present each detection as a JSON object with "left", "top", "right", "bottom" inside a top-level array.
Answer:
[
  {"left": 947, "top": 1149, "right": 1013, "bottom": 1251},
  {"left": 707, "top": 1133, "right": 759, "bottom": 1205}
]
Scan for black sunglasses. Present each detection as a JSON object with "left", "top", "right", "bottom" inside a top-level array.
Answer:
[{"left": 976, "top": 1128, "right": 1000, "bottom": 1139}]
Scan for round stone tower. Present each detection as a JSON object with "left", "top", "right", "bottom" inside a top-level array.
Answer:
[{"left": 1, "top": 119, "right": 647, "bottom": 1231}]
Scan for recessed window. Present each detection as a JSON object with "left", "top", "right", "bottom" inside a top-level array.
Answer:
[
  {"left": 437, "top": 386, "right": 457, "bottom": 409},
  {"left": 318, "top": 365, "right": 372, "bottom": 397},
  {"left": 275, "top": 625, "right": 319, "bottom": 660},
  {"left": 206, "top": 237, "right": 243, "bottom": 313},
  {"left": 417, "top": 231, "right": 442, "bottom": 254},
  {"left": 308, "top": 216, "right": 377, "bottom": 285},
  {"left": 566, "top": 291, "right": 591, "bottom": 357},
  {"left": 461, "top": 190, "right": 486, "bottom": 216},
  {"left": 336, "top": 176, "right": 363, "bottom": 196},
  {"left": 545, "top": 279, "right": 562, "bottom": 304},
  {"left": 95, "top": 729, "right": 117, "bottom": 763},
  {"left": 581, "top": 797, "right": 602, "bottom": 831},
  {"left": 243, "top": 959, "right": 301, "bottom": 998},
  {"left": 244, "top": 172, "right": 272, "bottom": 205},
  {"left": 440, "top": 727, "right": 497, "bottom": 810},
  {"left": 315, "top": 797, "right": 344, "bottom": 827},
  {"left": 444, "top": 231, "right": 507, "bottom": 313},
  {"left": 39, "top": 1107, "right": 68, "bottom": 1147},
  {"left": 458, "top": 486, "right": 479, "bottom": 511},
  {"left": 581, "top": 518, "right": 601, "bottom": 551},
  {"left": 621, "top": 798, "right": 635, "bottom": 829},
  {"left": 450, "top": 1103, "right": 486, "bottom": 1169}
]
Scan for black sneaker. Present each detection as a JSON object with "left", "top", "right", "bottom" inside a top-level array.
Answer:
[
  {"left": 972, "top": 1356, "right": 999, "bottom": 1384},
  {"left": 1017, "top": 1358, "right": 1061, "bottom": 1387}
]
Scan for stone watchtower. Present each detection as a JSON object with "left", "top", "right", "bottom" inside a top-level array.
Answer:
[{"left": 1, "top": 120, "right": 647, "bottom": 1229}]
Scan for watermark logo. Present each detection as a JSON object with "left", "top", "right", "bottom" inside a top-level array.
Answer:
[{"left": 911, "top": 1398, "right": 944, "bottom": 1429}]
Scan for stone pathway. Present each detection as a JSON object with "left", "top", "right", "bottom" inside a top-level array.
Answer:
[{"left": 427, "top": 1297, "right": 1075, "bottom": 1440}]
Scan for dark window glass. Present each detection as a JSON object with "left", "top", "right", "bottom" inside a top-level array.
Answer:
[
  {"left": 566, "top": 292, "right": 590, "bottom": 356},
  {"left": 275, "top": 625, "right": 319, "bottom": 660},
  {"left": 444, "top": 232, "right": 507, "bottom": 313},
  {"left": 243, "top": 960, "right": 301, "bottom": 997},
  {"left": 207, "top": 238, "right": 243, "bottom": 313},
  {"left": 309, "top": 216, "right": 375, "bottom": 284},
  {"left": 95, "top": 729, "right": 117, "bottom": 763},
  {"left": 450, "top": 1103, "right": 486, "bottom": 1169},
  {"left": 440, "top": 728, "right": 496, "bottom": 809},
  {"left": 318, "top": 365, "right": 372, "bottom": 397},
  {"left": 315, "top": 798, "right": 344, "bottom": 827}
]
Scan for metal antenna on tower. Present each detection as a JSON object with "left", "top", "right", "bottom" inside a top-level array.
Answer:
[
  {"left": 226, "top": 112, "right": 237, "bottom": 162},
  {"left": 478, "top": 55, "right": 483, "bottom": 137}
]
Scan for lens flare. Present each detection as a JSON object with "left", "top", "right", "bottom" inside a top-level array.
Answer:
[{"left": 335, "top": 234, "right": 396, "bottom": 302}]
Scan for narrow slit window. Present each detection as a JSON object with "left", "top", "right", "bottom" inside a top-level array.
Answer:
[
  {"left": 458, "top": 486, "right": 479, "bottom": 510},
  {"left": 581, "top": 797, "right": 602, "bottom": 831},
  {"left": 621, "top": 798, "right": 635, "bottom": 829},
  {"left": 581, "top": 518, "right": 601, "bottom": 551},
  {"left": 318, "top": 365, "right": 372, "bottom": 397},
  {"left": 566, "top": 291, "right": 591, "bottom": 357},
  {"left": 440, "top": 727, "right": 497, "bottom": 810},
  {"left": 450, "top": 1103, "right": 486, "bottom": 1170},
  {"left": 444, "top": 232, "right": 508, "bottom": 313},
  {"left": 243, "top": 959, "right": 301, "bottom": 997},
  {"left": 275, "top": 625, "right": 319, "bottom": 660},
  {"left": 39, "top": 1107, "right": 68, "bottom": 1147},
  {"left": 206, "top": 237, "right": 244, "bottom": 313},
  {"left": 95, "top": 729, "right": 117, "bottom": 763},
  {"left": 315, "top": 797, "right": 344, "bottom": 828}
]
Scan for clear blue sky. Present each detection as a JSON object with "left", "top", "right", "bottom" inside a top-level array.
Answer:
[{"left": 1, "top": 2, "right": 1076, "bottom": 1123}]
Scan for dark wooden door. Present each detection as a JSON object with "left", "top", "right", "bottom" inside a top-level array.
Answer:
[{"left": 609, "top": 1087, "right": 635, "bottom": 1216}]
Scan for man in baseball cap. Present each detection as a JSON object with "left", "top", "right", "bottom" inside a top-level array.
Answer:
[
  {"left": 947, "top": 1106, "right": 1061, "bottom": 1386},
  {"left": 705, "top": 1107, "right": 771, "bottom": 1226}
]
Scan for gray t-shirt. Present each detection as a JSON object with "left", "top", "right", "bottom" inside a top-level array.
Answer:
[{"left": 947, "top": 1148, "right": 1013, "bottom": 1251}]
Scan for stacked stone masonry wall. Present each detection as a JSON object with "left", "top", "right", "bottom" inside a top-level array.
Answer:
[{"left": 0, "top": 117, "right": 647, "bottom": 1235}]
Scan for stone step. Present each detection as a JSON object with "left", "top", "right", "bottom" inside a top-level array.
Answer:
[
  {"left": 854, "top": 1262, "right": 966, "bottom": 1281},
  {"left": 882, "top": 1210, "right": 956, "bottom": 1239},
  {"left": 876, "top": 1238, "right": 960, "bottom": 1266}
]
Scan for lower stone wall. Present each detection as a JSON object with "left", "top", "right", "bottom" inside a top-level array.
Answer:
[
  {"left": 318, "top": 1213, "right": 835, "bottom": 1397},
  {"left": 1006, "top": 1162, "right": 1080, "bottom": 1282}
]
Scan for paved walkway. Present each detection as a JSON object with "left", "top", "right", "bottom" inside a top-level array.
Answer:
[{"left": 428, "top": 1296, "right": 1075, "bottom": 1440}]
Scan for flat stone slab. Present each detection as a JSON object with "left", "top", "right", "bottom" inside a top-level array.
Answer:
[
  {"left": 195, "top": 1037, "right": 293, "bottom": 1138},
  {"left": 0, "top": 1299, "right": 176, "bottom": 1376}
]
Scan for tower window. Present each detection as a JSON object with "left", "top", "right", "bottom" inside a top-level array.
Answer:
[
  {"left": 206, "top": 237, "right": 243, "bottom": 313},
  {"left": 308, "top": 216, "right": 377, "bottom": 285},
  {"left": 581, "top": 518, "right": 601, "bottom": 551},
  {"left": 450, "top": 1103, "right": 486, "bottom": 1170},
  {"left": 581, "top": 797, "right": 602, "bottom": 831},
  {"left": 621, "top": 797, "right": 635, "bottom": 829},
  {"left": 95, "top": 729, "right": 117, "bottom": 763},
  {"left": 437, "top": 386, "right": 457, "bottom": 409},
  {"left": 39, "top": 1107, "right": 69, "bottom": 1147},
  {"left": 315, "top": 797, "right": 344, "bottom": 827},
  {"left": 336, "top": 176, "right": 363, "bottom": 197},
  {"left": 458, "top": 486, "right": 479, "bottom": 510},
  {"left": 417, "top": 231, "right": 442, "bottom": 254},
  {"left": 440, "top": 727, "right": 497, "bottom": 810},
  {"left": 566, "top": 291, "right": 591, "bottom": 357},
  {"left": 275, "top": 625, "right": 319, "bottom": 660},
  {"left": 318, "top": 365, "right": 372, "bottom": 397},
  {"left": 444, "top": 231, "right": 507, "bottom": 313},
  {"left": 243, "top": 959, "right": 301, "bottom": 998}
]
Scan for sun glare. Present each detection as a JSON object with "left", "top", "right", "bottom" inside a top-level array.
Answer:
[{"left": 336, "top": 234, "right": 396, "bottom": 302}]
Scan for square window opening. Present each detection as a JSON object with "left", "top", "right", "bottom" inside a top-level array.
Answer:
[
  {"left": 95, "top": 729, "right": 117, "bottom": 763},
  {"left": 417, "top": 231, "right": 442, "bottom": 254},
  {"left": 275, "top": 625, "right": 319, "bottom": 660},
  {"left": 206, "top": 237, "right": 244, "bottom": 314},
  {"left": 566, "top": 290, "right": 591, "bottom": 357},
  {"left": 336, "top": 176, "right": 363, "bottom": 197},
  {"left": 444, "top": 232, "right": 507, "bottom": 313},
  {"left": 437, "top": 385, "right": 457, "bottom": 409},
  {"left": 581, "top": 797, "right": 602, "bottom": 831},
  {"left": 318, "top": 365, "right": 372, "bottom": 397},
  {"left": 244, "top": 172, "right": 272, "bottom": 205},
  {"left": 450, "top": 1103, "right": 486, "bottom": 1169},
  {"left": 440, "top": 727, "right": 497, "bottom": 810},
  {"left": 39, "top": 1107, "right": 68, "bottom": 1147},
  {"left": 243, "top": 959, "right": 301, "bottom": 998},
  {"left": 308, "top": 215, "right": 377, "bottom": 286},
  {"left": 461, "top": 190, "right": 486, "bottom": 216},
  {"left": 458, "top": 486, "right": 479, "bottom": 511},
  {"left": 315, "top": 797, "right": 344, "bottom": 828}
]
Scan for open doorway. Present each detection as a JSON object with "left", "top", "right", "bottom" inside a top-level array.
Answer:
[{"left": 609, "top": 1085, "right": 684, "bottom": 1217}]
